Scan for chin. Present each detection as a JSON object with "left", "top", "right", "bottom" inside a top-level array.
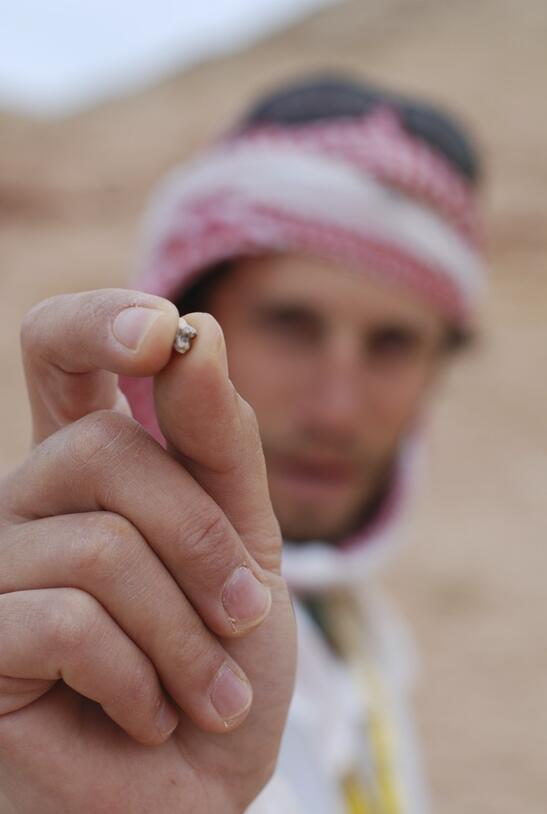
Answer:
[
  {"left": 267, "top": 465, "right": 387, "bottom": 544},
  {"left": 273, "top": 502, "right": 361, "bottom": 544},
  {"left": 270, "top": 489, "right": 366, "bottom": 543}
]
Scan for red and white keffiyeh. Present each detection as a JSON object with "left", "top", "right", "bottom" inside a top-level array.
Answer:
[
  {"left": 138, "top": 107, "right": 484, "bottom": 322},
  {"left": 121, "top": 106, "right": 483, "bottom": 588}
]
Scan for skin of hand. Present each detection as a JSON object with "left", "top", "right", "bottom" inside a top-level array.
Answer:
[{"left": 0, "top": 289, "right": 296, "bottom": 814}]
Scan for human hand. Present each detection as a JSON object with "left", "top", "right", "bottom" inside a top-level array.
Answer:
[{"left": 0, "top": 290, "right": 296, "bottom": 813}]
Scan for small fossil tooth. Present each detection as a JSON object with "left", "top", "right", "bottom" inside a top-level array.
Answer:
[{"left": 173, "top": 317, "right": 198, "bottom": 354}]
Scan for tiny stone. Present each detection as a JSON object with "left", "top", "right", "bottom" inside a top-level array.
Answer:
[{"left": 174, "top": 318, "right": 198, "bottom": 354}]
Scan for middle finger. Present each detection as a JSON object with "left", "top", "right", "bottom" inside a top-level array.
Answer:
[{"left": 2, "top": 409, "right": 272, "bottom": 639}]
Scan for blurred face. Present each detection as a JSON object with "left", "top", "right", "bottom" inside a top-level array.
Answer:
[{"left": 206, "top": 252, "right": 446, "bottom": 543}]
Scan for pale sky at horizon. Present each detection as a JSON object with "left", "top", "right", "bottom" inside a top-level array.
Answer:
[{"left": 0, "top": 0, "right": 335, "bottom": 116}]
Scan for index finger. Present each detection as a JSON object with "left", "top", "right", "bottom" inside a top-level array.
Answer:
[
  {"left": 21, "top": 288, "right": 179, "bottom": 446},
  {"left": 154, "top": 313, "right": 282, "bottom": 573}
]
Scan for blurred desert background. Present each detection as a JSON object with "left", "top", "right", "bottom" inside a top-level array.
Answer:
[{"left": 1, "top": 0, "right": 546, "bottom": 811}]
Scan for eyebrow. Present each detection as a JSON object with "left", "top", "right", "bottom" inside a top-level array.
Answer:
[
  {"left": 251, "top": 301, "right": 325, "bottom": 325},
  {"left": 255, "top": 300, "right": 424, "bottom": 329},
  {"left": 251, "top": 299, "right": 433, "bottom": 349}
]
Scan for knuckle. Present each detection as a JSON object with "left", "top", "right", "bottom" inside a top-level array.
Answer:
[
  {"left": 19, "top": 297, "right": 54, "bottom": 355},
  {"left": 66, "top": 409, "right": 142, "bottom": 471},
  {"left": 78, "top": 408, "right": 132, "bottom": 446},
  {"left": 181, "top": 508, "right": 234, "bottom": 576},
  {"left": 20, "top": 295, "right": 74, "bottom": 362},
  {"left": 239, "top": 397, "right": 262, "bottom": 447},
  {"left": 71, "top": 512, "right": 136, "bottom": 581},
  {"left": 45, "top": 589, "right": 99, "bottom": 654},
  {"left": 120, "top": 659, "right": 159, "bottom": 711},
  {"left": 239, "top": 395, "right": 258, "bottom": 428},
  {"left": 168, "top": 623, "right": 220, "bottom": 681}
]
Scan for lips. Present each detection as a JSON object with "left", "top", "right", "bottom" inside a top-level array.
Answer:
[{"left": 268, "top": 454, "right": 358, "bottom": 499}]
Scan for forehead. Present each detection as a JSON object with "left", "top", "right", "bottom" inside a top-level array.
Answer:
[{"left": 220, "top": 251, "right": 442, "bottom": 330}]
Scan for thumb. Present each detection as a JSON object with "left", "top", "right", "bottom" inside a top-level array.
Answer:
[{"left": 21, "top": 289, "right": 179, "bottom": 446}]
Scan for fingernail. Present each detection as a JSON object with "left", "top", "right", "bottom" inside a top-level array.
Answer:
[
  {"left": 155, "top": 697, "right": 179, "bottom": 737},
  {"left": 210, "top": 664, "right": 252, "bottom": 724},
  {"left": 222, "top": 566, "right": 272, "bottom": 630},
  {"left": 113, "top": 306, "right": 163, "bottom": 351}
]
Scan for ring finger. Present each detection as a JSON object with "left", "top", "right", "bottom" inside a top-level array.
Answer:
[{"left": 0, "top": 513, "right": 253, "bottom": 733}]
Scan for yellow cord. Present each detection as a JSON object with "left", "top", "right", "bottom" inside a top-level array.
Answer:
[
  {"left": 342, "top": 771, "right": 376, "bottom": 814},
  {"left": 317, "top": 595, "right": 405, "bottom": 814}
]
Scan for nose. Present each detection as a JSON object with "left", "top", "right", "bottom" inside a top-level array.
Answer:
[{"left": 304, "top": 337, "right": 365, "bottom": 432}]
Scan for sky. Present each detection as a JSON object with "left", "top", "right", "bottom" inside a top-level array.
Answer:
[{"left": 0, "top": 0, "right": 335, "bottom": 116}]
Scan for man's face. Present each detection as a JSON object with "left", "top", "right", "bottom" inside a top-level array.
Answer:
[{"left": 206, "top": 252, "right": 446, "bottom": 542}]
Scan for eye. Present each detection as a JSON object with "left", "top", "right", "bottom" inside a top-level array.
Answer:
[
  {"left": 366, "top": 325, "right": 422, "bottom": 362},
  {"left": 253, "top": 305, "right": 324, "bottom": 346}
]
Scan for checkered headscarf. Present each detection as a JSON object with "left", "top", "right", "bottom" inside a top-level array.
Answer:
[{"left": 120, "top": 100, "right": 483, "bottom": 587}]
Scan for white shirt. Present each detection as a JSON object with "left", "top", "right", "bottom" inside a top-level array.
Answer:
[{"left": 248, "top": 585, "right": 430, "bottom": 814}]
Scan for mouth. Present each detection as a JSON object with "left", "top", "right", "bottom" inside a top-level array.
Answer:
[{"left": 267, "top": 454, "right": 358, "bottom": 501}]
